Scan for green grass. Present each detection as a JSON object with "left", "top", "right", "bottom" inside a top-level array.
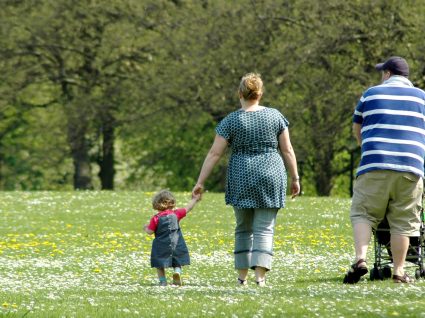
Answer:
[{"left": 0, "top": 192, "right": 424, "bottom": 317}]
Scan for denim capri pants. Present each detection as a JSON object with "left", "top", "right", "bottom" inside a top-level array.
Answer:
[{"left": 233, "top": 207, "right": 278, "bottom": 271}]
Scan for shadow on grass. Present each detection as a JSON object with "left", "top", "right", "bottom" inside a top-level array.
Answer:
[
  {"left": 296, "top": 276, "right": 345, "bottom": 284},
  {"left": 140, "top": 281, "right": 263, "bottom": 294}
]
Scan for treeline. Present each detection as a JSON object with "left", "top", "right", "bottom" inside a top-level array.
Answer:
[{"left": 1, "top": 0, "right": 425, "bottom": 196}]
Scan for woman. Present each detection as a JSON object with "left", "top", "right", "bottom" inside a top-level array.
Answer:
[{"left": 192, "top": 73, "right": 300, "bottom": 286}]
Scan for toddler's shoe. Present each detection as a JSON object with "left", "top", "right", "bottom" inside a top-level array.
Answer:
[{"left": 159, "top": 281, "right": 167, "bottom": 286}]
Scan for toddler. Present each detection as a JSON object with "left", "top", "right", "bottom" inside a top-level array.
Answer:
[{"left": 144, "top": 189, "right": 200, "bottom": 286}]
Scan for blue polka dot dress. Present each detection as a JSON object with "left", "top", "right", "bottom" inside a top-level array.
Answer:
[{"left": 216, "top": 107, "right": 289, "bottom": 208}]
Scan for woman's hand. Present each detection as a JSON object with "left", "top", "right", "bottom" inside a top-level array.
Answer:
[{"left": 290, "top": 179, "right": 300, "bottom": 198}]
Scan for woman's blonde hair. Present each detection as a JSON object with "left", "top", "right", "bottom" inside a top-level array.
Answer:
[
  {"left": 238, "top": 73, "right": 263, "bottom": 100},
  {"left": 152, "top": 190, "right": 176, "bottom": 211}
]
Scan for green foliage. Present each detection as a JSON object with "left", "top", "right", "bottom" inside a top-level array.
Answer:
[
  {"left": 1, "top": 0, "right": 425, "bottom": 193},
  {"left": 1, "top": 106, "right": 72, "bottom": 190},
  {"left": 119, "top": 110, "right": 228, "bottom": 191}
]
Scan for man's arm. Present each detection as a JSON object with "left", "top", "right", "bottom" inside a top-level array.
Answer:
[{"left": 352, "top": 123, "right": 362, "bottom": 146}]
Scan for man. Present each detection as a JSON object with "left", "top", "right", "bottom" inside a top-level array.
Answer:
[{"left": 344, "top": 56, "right": 425, "bottom": 284}]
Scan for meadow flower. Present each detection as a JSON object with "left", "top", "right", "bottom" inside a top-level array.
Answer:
[{"left": 1, "top": 193, "right": 424, "bottom": 317}]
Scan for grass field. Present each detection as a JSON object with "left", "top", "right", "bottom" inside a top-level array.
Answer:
[{"left": 0, "top": 192, "right": 424, "bottom": 317}]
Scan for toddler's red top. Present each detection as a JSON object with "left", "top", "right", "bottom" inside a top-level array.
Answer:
[{"left": 147, "top": 208, "right": 187, "bottom": 232}]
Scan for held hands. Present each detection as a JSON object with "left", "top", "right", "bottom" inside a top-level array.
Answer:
[
  {"left": 192, "top": 192, "right": 202, "bottom": 202},
  {"left": 186, "top": 191, "right": 202, "bottom": 212},
  {"left": 192, "top": 183, "right": 204, "bottom": 200}
]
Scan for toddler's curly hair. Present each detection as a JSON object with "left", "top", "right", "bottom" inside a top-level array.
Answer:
[{"left": 152, "top": 190, "right": 176, "bottom": 211}]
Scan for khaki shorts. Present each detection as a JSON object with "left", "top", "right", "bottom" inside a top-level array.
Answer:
[{"left": 350, "top": 170, "right": 423, "bottom": 236}]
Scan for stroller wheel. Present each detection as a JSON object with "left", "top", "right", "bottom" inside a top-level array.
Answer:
[
  {"left": 370, "top": 268, "right": 375, "bottom": 281},
  {"left": 382, "top": 266, "right": 392, "bottom": 279},
  {"left": 415, "top": 269, "right": 421, "bottom": 280},
  {"left": 370, "top": 267, "right": 383, "bottom": 281}
]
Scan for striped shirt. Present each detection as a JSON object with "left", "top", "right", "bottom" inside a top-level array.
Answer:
[{"left": 353, "top": 76, "right": 425, "bottom": 177}]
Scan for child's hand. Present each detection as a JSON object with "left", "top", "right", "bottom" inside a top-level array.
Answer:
[
  {"left": 144, "top": 224, "right": 154, "bottom": 235},
  {"left": 186, "top": 193, "right": 201, "bottom": 213}
]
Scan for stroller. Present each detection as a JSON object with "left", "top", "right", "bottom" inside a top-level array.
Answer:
[{"left": 370, "top": 210, "right": 425, "bottom": 280}]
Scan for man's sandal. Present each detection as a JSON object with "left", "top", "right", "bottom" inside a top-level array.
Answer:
[
  {"left": 393, "top": 273, "right": 412, "bottom": 283},
  {"left": 343, "top": 259, "right": 368, "bottom": 284}
]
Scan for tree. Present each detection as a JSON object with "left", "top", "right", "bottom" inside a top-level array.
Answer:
[
  {"left": 0, "top": 0, "right": 164, "bottom": 189},
  {"left": 246, "top": 0, "right": 425, "bottom": 195},
  {"left": 1, "top": 0, "right": 425, "bottom": 195}
]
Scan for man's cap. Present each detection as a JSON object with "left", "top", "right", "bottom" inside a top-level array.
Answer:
[{"left": 375, "top": 56, "right": 409, "bottom": 77}]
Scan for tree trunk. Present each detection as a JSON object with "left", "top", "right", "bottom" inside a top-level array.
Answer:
[
  {"left": 67, "top": 121, "right": 93, "bottom": 190},
  {"left": 0, "top": 153, "right": 3, "bottom": 191},
  {"left": 98, "top": 113, "right": 115, "bottom": 190},
  {"left": 314, "top": 151, "right": 333, "bottom": 196}
]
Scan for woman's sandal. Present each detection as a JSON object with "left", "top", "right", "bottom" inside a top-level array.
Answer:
[
  {"left": 393, "top": 273, "right": 412, "bottom": 283},
  {"left": 256, "top": 278, "right": 266, "bottom": 287},
  {"left": 343, "top": 259, "right": 368, "bottom": 284},
  {"left": 237, "top": 278, "right": 247, "bottom": 286}
]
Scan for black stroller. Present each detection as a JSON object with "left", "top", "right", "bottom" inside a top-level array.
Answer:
[{"left": 370, "top": 211, "right": 425, "bottom": 280}]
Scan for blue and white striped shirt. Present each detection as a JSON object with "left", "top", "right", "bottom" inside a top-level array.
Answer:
[{"left": 353, "top": 76, "right": 425, "bottom": 177}]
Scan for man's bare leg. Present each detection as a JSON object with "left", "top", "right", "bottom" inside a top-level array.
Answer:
[
  {"left": 390, "top": 234, "right": 409, "bottom": 277},
  {"left": 353, "top": 222, "right": 372, "bottom": 265}
]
